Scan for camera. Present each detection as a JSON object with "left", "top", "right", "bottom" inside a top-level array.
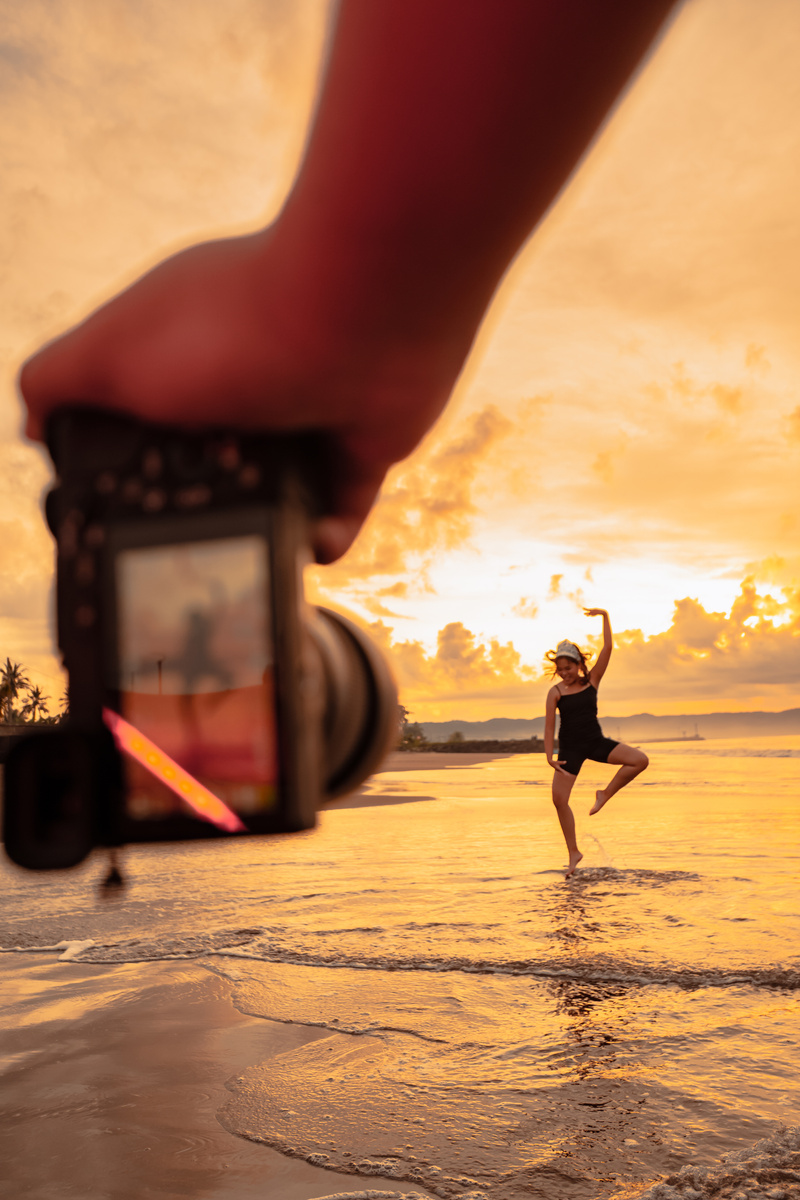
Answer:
[{"left": 3, "top": 409, "right": 397, "bottom": 870}]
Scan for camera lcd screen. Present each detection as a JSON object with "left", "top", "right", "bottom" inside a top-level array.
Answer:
[{"left": 114, "top": 535, "right": 277, "bottom": 826}]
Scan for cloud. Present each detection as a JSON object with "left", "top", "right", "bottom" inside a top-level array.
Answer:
[
  {"left": 511, "top": 596, "right": 539, "bottom": 619},
  {"left": 786, "top": 407, "right": 800, "bottom": 444},
  {"left": 0, "top": 0, "right": 330, "bottom": 360},
  {"left": 6, "top": 0, "right": 800, "bottom": 723},
  {"left": 588, "top": 577, "right": 800, "bottom": 708},
  {"left": 0, "top": 0, "right": 329, "bottom": 686},
  {"left": 591, "top": 449, "right": 615, "bottom": 484},
  {"left": 357, "top": 596, "right": 410, "bottom": 620},
  {"left": 741, "top": 553, "right": 800, "bottom": 590},
  {"left": 358, "top": 575, "right": 800, "bottom": 720},
  {"left": 745, "top": 343, "right": 770, "bottom": 373},
  {"left": 0, "top": 513, "right": 53, "bottom": 615},
  {"left": 368, "top": 619, "right": 537, "bottom": 713},
  {"left": 565, "top": 585, "right": 586, "bottom": 610},
  {"left": 711, "top": 384, "right": 743, "bottom": 415},
  {"left": 312, "top": 404, "right": 513, "bottom": 590},
  {"left": 379, "top": 582, "right": 409, "bottom": 599},
  {"left": 506, "top": 357, "right": 800, "bottom": 572}
]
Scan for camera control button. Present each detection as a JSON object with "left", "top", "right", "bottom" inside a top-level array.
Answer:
[
  {"left": 122, "top": 478, "right": 144, "bottom": 503},
  {"left": 83, "top": 524, "right": 105, "bottom": 549},
  {"left": 238, "top": 464, "right": 261, "bottom": 489},
  {"left": 175, "top": 484, "right": 212, "bottom": 509},
  {"left": 142, "top": 488, "right": 166, "bottom": 513},
  {"left": 167, "top": 441, "right": 209, "bottom": 481},
  {"left": 58, "top": 510, "right": 83, "bottom": 558},
  {"left": 218, "top": 439, "right": 241, "bottom": 470},
  {"left": 142, "top": 449, "right": 163, "bottom": 479},
  {"left": 75, "top": 604, "right": 96, "bottom": 628},
  {"left": 95, "top": 471, "right": 117, "bottom": 495},
  {"left": 76, "top": 554, "right": 95, "bottom": 585}
]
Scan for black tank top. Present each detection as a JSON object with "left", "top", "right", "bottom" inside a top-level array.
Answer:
[{"left": 557, "top": 684, "right": 603, "bottom": 746}]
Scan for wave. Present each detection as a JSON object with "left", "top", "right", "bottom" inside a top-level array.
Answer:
[
  {"left": 289, "top": 1128, "right": 800, "bottom": 1200},
  {"left": 4, "top": 936, "right": 799, "bottom": 993},
  {"left": 310, "top": 1193, "right": 439, "bottom": 1200},
  {"left": 655, "top": 745, "right": 800, "bottom": 759},
  {"left": 634, "top": 1124, "right": 800, "bottom": 1198}
]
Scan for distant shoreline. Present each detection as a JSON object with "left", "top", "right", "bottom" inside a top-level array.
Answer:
[
  {"left": 396, "top": 731, "right": 708, "bottom": 753},
  {"left": 634, "top": 734, "right": 704, "bottom": 744},
  {"left": 399, "top": 736, "right": 544, "bottom": 754},
  {"left": 416, "top": 709, "right": 800, "bottom": 744}
]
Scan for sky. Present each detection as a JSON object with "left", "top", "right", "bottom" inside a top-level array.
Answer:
[{"left": 2, "top": 0, "right": 800, "bottom": 722}]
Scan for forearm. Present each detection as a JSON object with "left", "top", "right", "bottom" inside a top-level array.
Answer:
[
  {"left": 20, "top": 0, "right": 678, "bottom": 562},
  {"left": 603, "top": 613, "right": 613, "bottom": 649},
  {"left": 281, "top": 0, "right": 676, "bottom": 360},
  {"left": 544, "top": 713, "right": 556, "bottom": 759}
]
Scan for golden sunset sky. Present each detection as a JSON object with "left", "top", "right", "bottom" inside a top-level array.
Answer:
[{"left": 2, "top": 0, "right": 799, "bottom": 722}]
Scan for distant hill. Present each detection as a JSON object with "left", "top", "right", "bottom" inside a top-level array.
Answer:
[{"left": 421, "top": 709, "right": 800, "bottom": 743}]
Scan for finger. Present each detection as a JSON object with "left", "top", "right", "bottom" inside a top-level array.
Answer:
[
  {"left": 312, "top": 448, "right": 388, "bottom": 563},
  {"left": 312, "top": 516, "right": 364, "bottom": 564},
  {"left": 20, "top": 312, "right": 121, "bottom": 442}
]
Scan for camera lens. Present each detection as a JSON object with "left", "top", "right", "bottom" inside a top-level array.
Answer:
[{"left": 308, "top": 607, "right": 398, "bottom": 799}]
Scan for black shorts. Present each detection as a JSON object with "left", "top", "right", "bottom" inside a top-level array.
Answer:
[{"left": 559, "top": 737, "right": 619, "bottom": 777}]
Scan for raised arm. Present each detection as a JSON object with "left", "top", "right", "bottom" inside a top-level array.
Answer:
[
  {"left": 21, "top": 0, "right": 676, "bottom": 561},
  {"left": 586, "top": 608, "right": 613, "bottom": 686}
]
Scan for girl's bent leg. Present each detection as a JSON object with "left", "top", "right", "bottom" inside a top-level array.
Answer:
[
  {"left": 590, "top": 744, "right": 649, "bottom": 814},
  {"left": 552, "top": 770, "right": 582, "bottom": 877}
]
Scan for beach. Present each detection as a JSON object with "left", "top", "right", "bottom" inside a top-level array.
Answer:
[
  {"left": 0, "top": 958, "right": 373, "bottom": 1200},
  {"left": 2, "top": 740, "right": 799, "bottom": 1199}
]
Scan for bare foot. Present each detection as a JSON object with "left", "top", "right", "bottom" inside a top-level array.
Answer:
[
  {"left": 590, "top": 790, "right": 608, "bottom": 815},
  {"left": 565, "top": 850, "right": 583, "bottom": 879}
]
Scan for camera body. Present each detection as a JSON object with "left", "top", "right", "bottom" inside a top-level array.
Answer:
[{"left": 3, "top": 410, "right": 397, "bottom": 870}]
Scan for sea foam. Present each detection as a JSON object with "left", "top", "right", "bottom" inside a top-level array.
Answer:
[{"left": 635, "top": 1125, "right": 800, "bottom": 1198}]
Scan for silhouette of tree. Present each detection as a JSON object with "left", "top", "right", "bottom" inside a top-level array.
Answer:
[
  {"left": 21, "top": 685, "right": 51, "bottom": 723},
  {"left": 398, "top": 707, "right": 427, "bottom": 750},
  {"left": 0, "top": 659, "right": 31, "bottom": 723}
]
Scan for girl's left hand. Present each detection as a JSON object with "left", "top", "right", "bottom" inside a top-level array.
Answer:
[{"left": 583, "top": 607, "right": 608, "bottom": 618}]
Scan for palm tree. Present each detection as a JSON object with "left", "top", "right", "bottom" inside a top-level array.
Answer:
[
  {"left": 0, "top": 659, "right": 31, "bottom": 724},
  {"left": 21, "top": 685, "right": 51, "bottom": 724}
]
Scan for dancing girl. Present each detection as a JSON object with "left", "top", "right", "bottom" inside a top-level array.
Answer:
[{"left": 543, "top": 608, "right": 648, "bottom": 878}]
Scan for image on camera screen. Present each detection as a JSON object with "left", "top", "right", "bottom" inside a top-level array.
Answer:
[{"left": 115, "top": 535, "right": 277, "bottom": 824}]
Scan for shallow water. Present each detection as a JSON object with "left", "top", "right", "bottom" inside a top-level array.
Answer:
[{"left": 2, "top": 736, "right": 799, "bottom": 1198}]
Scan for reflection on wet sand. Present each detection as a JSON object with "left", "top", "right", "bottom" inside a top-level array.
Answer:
[{"left": 1, "top": 742, "right": 798, "bottom": 1198}]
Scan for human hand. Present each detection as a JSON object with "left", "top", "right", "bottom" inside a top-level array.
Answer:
[
  {"left": 20, "top": 0, "right": 676, "bottom": 564},
  {"left": 549, "top": 757, "right": 568, "bottom": 774},
  {"left": 583, "top": 607, "right": 608, "bottom": 618},
  {"left": 19, "top": 226, "right": 461, "bottom": 563}
]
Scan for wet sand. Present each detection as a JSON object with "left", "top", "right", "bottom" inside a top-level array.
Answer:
[
  {"left": 325, "top": 751, "right": 513, "bottom": 809},
  {"left": 375, "top": 750, "right": 514, "bottom": 772},
  {"left": 0, "top": 751, "right": 511, "bottom": 1197},
  {"left": 0, "top": 955, "right": 438, "bottom": 1200},
  {"left": 5, "top": 742, "right": 798, "bottom": 1199},
  {"left": 323, "top": 751, "right": 513, "bottom": 810}
]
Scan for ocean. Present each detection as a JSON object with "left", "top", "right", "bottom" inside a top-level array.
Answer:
[{"left": 2, "top": 736, "right": 799, "bottom": 1199}]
